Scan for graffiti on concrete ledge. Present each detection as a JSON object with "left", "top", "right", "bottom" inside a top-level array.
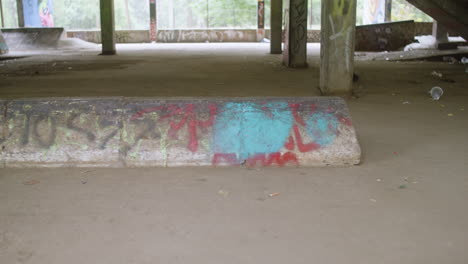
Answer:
[{"left": 0, "top": 99, "right": 359, "bottom": 167}]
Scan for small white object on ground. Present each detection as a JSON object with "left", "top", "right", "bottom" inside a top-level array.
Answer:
[
  {"left": 429, "top": 86, "right": 444, "bottom": 100},
  {"left": 462, "top": 57, "right": 468, "bottom": 73},
  {"left": 402, "top": 101, "right": 411, "bottom": 104},
  {"left": 431, "top": 71, "right": 443, "bottom": 78},
  {"left": 461, "top": 57, "right": 468, "bottom": 65},
  {"left": 218, "top": 189, "right": 230, "bottom": 197},
  {"left": 404, "top": 35, "right": 436, "bottom": 51}
]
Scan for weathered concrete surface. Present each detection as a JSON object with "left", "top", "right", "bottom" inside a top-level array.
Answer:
[
  {"left": 2, "top": 99, "right": 124, "bottom": 167},
  {"left": 406, "top": 0, "right": 468, "bottom": 41},
  {"left": 65, "top": 24, "right": 427, "bottom": 45},
  {"left": 1, "top": 27, "right": 63, "bottom": 50},
  {"left": 157, "top": 30, "right": 259, "bottom": 43},
  {"left": 355, "top": 20, "right": 416, "bottom": 52},
  {"left": 283, "top": 0, "right": 309, "bottom": 68},
  {"left": 67, "top": 30, "right": 150, "bottom": 44},
  {"left": 0, "top": 30, "right": 8, "bottom": 54},
  {"left": 0, "top": 97, "right": 361, "bottom": 168},
  {"left": 433, "top": 21, "right": 449, "bottom": 45},
  {"left": 320, "top": 0, "right": 357, "bottom": 94},
  {"left": 66, "top": 29, "right": 307, "bottom": 43},
  {"left": 67, "top": 27, "right": 415, "bottom": 45}
]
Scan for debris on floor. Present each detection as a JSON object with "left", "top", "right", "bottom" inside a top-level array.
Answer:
[
  {"left": 431, "top": 71, "right": 443, "bottom": 78},
  {"left": 429, "top": 86, "right": 444, "bottom": 100},
  {"left": 268, "top": 192, "right": 280, "bottom": 198},
  {"left": 442, "top": 56, "right": 458, "bottom": 64},
  {"left": 23, "top": 180, "right": 40, "bottom": 185},
  {"left": 462, "top": 57, "right": 468, "bottom": 73},
  {"left": 217, "top": 189, "right": 230, "bottom": 198}
]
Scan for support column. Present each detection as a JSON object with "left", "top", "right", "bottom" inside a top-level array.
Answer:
[
  {"left": 0, "top": 30, "right": 8, "bottom": 54},
  {"left": 16, "top": 0, "right": 24, "bottom": 27},
  {"left": 320, "top": 0, "right": 357, "bottom": 95},
  {"left": 433, "top": 21, "right": 449, "bottom": 44},
  {"left": 1, "top": 0, "right": 5, "bottom": 28},
  {"left": 100, "top": 0, "right": 116, "bottom": 55},
  {"left": 257, "top": 0, "right": 265, "bottom": 42},
  {"left": 150, "top": 0, "right": 157, "bottom": 42},
  {"left": 385, "top": 0, "right": 392, "bottom": 22},
  {"left": 270, "top": 0, "right": 282, "bottom": 54},
  {"left": 283, "top": 0, "right": 308, "bottom": 68}
]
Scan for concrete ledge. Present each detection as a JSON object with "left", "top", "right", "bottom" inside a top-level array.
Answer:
[
  {"left": 355, "top": 20, "right": 416, "bottom": 51},
  {"left": 66, "top": 29, "right": 323, "bottom": 43},
  {"left": 1, "top": 27, "right": 64, "bottom": 50},
  {"left": 0, "top": 97, "right": 361, "bottom": 168}
]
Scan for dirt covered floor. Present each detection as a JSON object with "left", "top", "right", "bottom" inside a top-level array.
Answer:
[{"left": 0, "top": 43, "right": 467, "bottom": 264}]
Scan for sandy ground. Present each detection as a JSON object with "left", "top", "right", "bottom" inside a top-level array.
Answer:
[{"left": 0, "top": 43, "right": 468, "bottom": 264}]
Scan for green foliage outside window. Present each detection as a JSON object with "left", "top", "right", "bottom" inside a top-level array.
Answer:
[{"left": 0, "top": 0, "right": 432, "bottom": 31}]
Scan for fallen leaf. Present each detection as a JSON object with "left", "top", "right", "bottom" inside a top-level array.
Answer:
[{"left": 23, "top": 180, "right": 40, "bottom": 185}]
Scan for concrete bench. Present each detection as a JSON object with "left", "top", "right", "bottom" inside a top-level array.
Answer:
[
  {"left": 0, "top": 97, "right": 361, "bottom": 167},
  {"left": 1, "top": 27, "right": 64, "bottom": 50}
]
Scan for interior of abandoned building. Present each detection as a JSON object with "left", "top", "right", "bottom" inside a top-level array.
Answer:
[{"left": 0, "top": 0, "right": 467, "bottom": 263}]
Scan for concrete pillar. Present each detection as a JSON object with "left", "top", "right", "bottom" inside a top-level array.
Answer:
[
  {"left": 150, "top": 0, "right": 157, "bottom": 42},
  {"left": 270, "top": 0, "right": 282, "bottom": 54},
  {"left": 257, "top": 0, "right": 265, "bottom": 41},
  {"left": 16, "top": 0, "right": 24, "bottom": 27},
  {"left": 1, "top": 0, "right": 5, "bottom": 28},
  {"left": 433, "top": 21, "right": 449, "bottom": 44},
  {"left": 385, "top": 0, "right": 392, "bottom": 22},
  {"left": 100, "top": 0, "right": 116, "bottom": 55},
  {"left": 0, "top": 30, "right": 8, "bottom": 54},
  {"left": 283, "top": 0, "right": 308, "bottom": 68},
  {"left": 309, "top": 1, "right": 313, "bottom": 26},
  {"left": 320, "top": 0, "right": 357, "bottom": 95}
]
